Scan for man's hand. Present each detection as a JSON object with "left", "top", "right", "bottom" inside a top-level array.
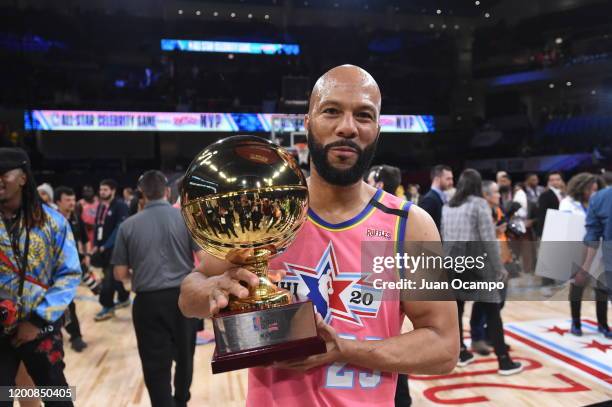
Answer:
[
  {"left": 272, "top": 313, "right": 345, "bottom": 372},
  {"left": 82, "top": 254, "right": 91, "bottom": 268},
  {"left": 207, "top": 266, "right": 261, "bottom": 314},
  {"left": 574, "top": 269, "right": 589, "bottom": 287},
  {"left": 11, "top": 321, "right": 40, "bottom": 347},
  {"left": 180, "top": 265, "right": 261, "bottom": 318}
]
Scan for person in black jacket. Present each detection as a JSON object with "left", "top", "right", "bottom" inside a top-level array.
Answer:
[
  {"left": 419, "top": 165, "right": 454, "bottom": 232},
  {"left": 93, "top": 178, "right": 130, "bottom": 321},
  {"left": 534, "top": 171, "right": 564, "bottom": 238}
]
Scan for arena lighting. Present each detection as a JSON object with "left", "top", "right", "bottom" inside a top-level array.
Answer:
[
  {"left": 230, "top": 12, "right": 236, "bottom": 18},
  {"left": 429, "top": 23, "right": 435, "bottom": 28},
  {"left": 591, "top": 89, "right": 597, "bottom": 95},
  {"left": 485, "top": 12, "right": 491, "bottom": 18},
  {"left": 467, "top": 96, "right": 473, "bottom": 102},
  {"left": 442, "top": 24, "right": 447, "bottom": 29},
  {"left": 161, "top": 39, "right": 300, "bottom": 55},
  {"left": 196, "top": 10, "right": 201, "bottom": 15},
  {"left": 555, "top": 37, "right": 563, "bottom": 44},
  {"left": 248, "top": 13, "right": 253, "bottom": 18},
  {"left": 549, "top": 83, "right": 555, "bottom": 89},
  {"left": 264, "top": 14, "right": 270, "bottom": 19},
  {"left": 566, "top": 81, "right": 572, "bottom": 86},
  {"left": 436, "top": 9, "right": 442, "bottom": 14},
  {"left": 24, "top": 110, "right": 436, "bottom": 133},
  {"left": 213, "top": 11, "right": 218, "bottom": 16},
  {"left": 454, "top": 24, "right": 460, "bottom": 30},
  {"left": 178, "top": 9, "right": 183, "bottom": 15},
  {"left": 475, "top": 0, "right": 480, "bottom": 5}
]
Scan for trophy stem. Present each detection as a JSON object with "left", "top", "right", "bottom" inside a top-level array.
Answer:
[
  {"left": 228, "top": 248, "right": 292, "bottom": 312},
  {"left": 249, "top": 248, "right": 272, "bottom": 278}
]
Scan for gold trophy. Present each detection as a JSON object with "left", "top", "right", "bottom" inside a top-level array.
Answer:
[{"left": 181, "top": 135, "right": 326, "bottom": 373}]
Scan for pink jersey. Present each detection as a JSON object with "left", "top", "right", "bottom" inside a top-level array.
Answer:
[{"left": 247, "top": 189, "right": 412, "bottom": 407}]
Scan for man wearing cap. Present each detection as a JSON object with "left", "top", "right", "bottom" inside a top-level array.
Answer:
[{"left": 0, "top": 148, "right": 81, "bottom": 406}]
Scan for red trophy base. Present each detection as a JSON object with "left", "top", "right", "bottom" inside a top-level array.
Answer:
[{"left": 210, "top": 301, "right": 326, "bottom": 374}]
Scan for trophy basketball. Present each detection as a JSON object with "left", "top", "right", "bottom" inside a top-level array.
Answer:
[{"left": 180, "top": 135, "right": 326, "bottom": 374}]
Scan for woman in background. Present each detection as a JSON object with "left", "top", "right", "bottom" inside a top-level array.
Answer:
[
  {"left": 442, "top": 169, "right": 522, "bottom": 375},
  {"left": 560, "top": 173, "right": 610, "bottom": 338}
]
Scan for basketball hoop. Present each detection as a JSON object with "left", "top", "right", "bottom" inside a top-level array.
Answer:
[{"left": 294, "top": 142, "right": 309, "bottom": 166}]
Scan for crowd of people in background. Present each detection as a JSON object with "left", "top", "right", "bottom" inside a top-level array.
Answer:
[
  {"left": 2, "top": 142, "right": 611, "bottom": 407},
  {"left": 30, "top": 162, "right": 612, "bottom": 358},
  {"left": 368, "top": 162, "right": 612, "bottom": 379}
]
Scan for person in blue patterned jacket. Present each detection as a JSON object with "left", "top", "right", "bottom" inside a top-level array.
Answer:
[{"left": 0, "top": 147, "right": 81, "bottom": 406}]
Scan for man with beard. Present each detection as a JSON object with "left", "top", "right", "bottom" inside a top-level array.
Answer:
[
  {"left": 92, "top": 179, "right": 130, "bottom": 321},
  {"left": 178, "top": 65, "right": 459, "bottom": 406}
]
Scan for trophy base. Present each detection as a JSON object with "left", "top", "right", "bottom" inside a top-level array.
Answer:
[
  {"left": 211, "top": 336, "right": 326, "bottom": 374},
  {"left": 211, "top": 300, "right": 326, "bottom": 374}
]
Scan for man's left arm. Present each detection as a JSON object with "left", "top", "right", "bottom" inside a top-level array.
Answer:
[
  {"left": 30, "top": 218, "right": 82, "bottom": 328},
  {"left": 276, "top": 205, "right": 459, "bottom": 374},
  {"left": 341, "top": 206, "right": 458, "bottom": 374}
]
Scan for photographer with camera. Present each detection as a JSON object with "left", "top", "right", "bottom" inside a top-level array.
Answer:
[{"left": 0, "top": 148, "right": 81, "bottom": 407}]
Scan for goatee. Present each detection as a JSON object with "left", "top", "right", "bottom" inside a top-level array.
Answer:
[{"left": 307, "top": 130, "right": 378, "bottom": 186}]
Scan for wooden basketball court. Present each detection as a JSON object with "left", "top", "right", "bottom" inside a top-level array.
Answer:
[{"left": 60, "top": 287, "right": 611, "bottom": 406}]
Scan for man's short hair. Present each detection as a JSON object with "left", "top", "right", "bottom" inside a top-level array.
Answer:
[
  {"left": 100, "top": 178, "right": 118, "bottom": 190},
  {"left": 138, "top": 170, "right": 168, "bottom": 200},
  {"left": 430, "top": 165, "right": 451, "bottom": 181},
  {"left": 54, "top": 186, "right": 75, "bottom": 203},
  {"left": 482, "top": 180, "right": 496, "bottom": 195},
  {"left": 496, "top": 170, "right": 509, "bottom": 180},
  {"left": 370, "top": 165, "right": 401, "bottom": 194},
  {"left": 546, "top": 171, "right": 563, "bottom": 182}
]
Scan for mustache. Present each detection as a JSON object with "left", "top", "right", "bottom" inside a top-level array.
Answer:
[{"left": 323, "top": 140, "right": 363, "bottom": 154}]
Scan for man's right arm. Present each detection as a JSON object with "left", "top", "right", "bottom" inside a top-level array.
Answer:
[
  {"left": 180, "top": 249, "right": 288, "bottom": 318},
  {"left": 178, "top": 263, "right": 259, "bottom": 318}
]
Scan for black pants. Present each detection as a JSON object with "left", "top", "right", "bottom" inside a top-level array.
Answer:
[
  {"left": 569, "top": 283, "right": 609, "bottom": 328},
  {"left": 64, "top": 301, "right": 82, "bottom": 340},
  {"left": 0, "top": 325, "right": 72, "bottom": 407},
  {"left": 132, "top": 288, "right": 199, "bottom": 407},
  {"left": 99, "top": 263, "right": 130, "bottom": 308},
  {"left": 458, "top": 301, "right": 508, "bottom": 359},
  {"left": 395, "top": 374, "right": 412, "bottom": 406}
]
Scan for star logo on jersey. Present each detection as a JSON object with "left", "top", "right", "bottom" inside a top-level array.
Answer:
[{"left": 283, "top": 241, "right": 382, "bottom": 327}]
